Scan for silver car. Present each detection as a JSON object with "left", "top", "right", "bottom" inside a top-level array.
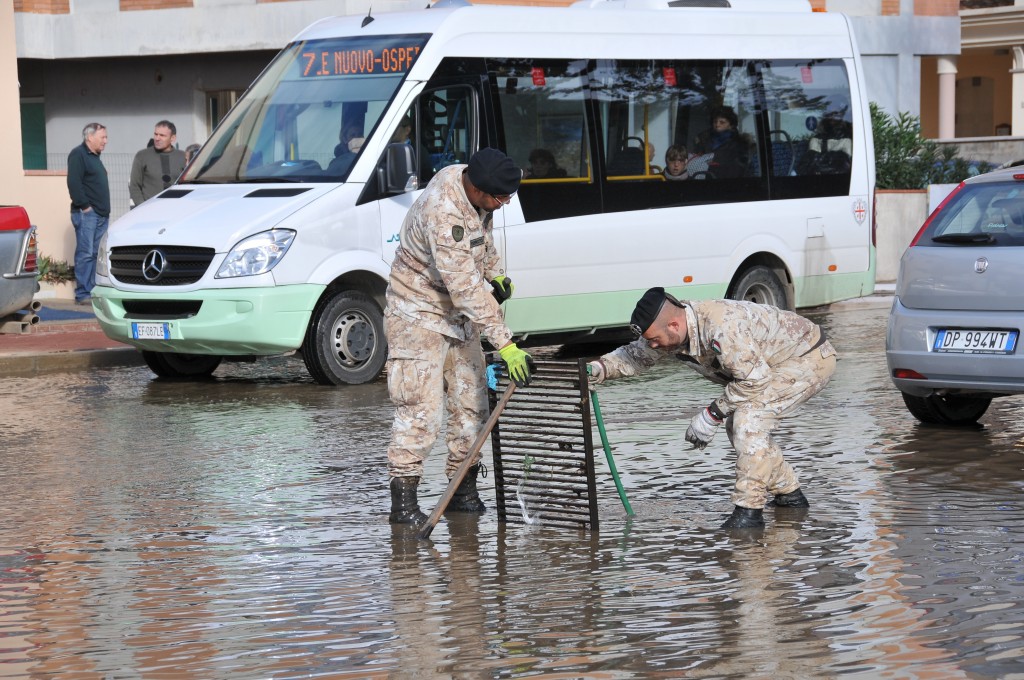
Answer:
[
  {"left": 0, "top": 206, "right": 39, "bottom": 325},
  {"left": 887, "top": 167, "right": 1024, "bottom": 425}
]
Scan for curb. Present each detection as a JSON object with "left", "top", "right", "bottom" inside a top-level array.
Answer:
[{"left": 0, "top": 348, "right": 146, "bottom": 377}]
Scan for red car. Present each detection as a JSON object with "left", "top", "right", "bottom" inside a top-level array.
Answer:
[{"left": 0, "top": 206, "right": 40, "bottom": 330}]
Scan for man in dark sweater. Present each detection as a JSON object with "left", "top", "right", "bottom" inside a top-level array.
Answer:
[
  {"left": 129, "top": 120, "right": 186, "bottom": 207},
  {"left": 66, "top": 122, "right": 110, "bottom": 305}
]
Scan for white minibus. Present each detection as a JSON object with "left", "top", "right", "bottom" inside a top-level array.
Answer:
[{"left": 94, "top": 0, "right": 875, "bottom": 384}]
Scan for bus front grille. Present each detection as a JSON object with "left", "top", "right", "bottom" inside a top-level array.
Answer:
[{"left": 110, "top": 245, "right": 216, "bottom": 286}]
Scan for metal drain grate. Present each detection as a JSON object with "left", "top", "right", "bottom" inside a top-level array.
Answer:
[{"left": 489, "top": 359, "right": 599, "bottom": 530}]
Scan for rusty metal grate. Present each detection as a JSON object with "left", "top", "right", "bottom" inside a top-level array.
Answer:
[{"left": 489, "top": 359, "right": 599, "bottom": 530}]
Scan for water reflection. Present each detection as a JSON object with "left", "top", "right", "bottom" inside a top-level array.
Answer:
[{"left": 0, "top": 308, "right": 1023, "bottom": 677}]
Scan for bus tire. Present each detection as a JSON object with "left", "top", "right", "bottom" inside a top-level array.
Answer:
[
  {"left": 728, "top": 266, "right": 789, "bottom": 309},
  {"left": 142, "top": 351, "right": 222, "bottom": 378},
  {"left": 302, "top": 290, "right": 387, "bottom": 385}
]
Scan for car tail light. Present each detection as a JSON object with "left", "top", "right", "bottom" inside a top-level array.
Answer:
[
  {"left": 22, "top": 229, "right": 38, "bottom": 274},
  {"left": 908, "top": 181, "right": 965, "bottom": 247},
  {"left": 893, "top": 368, "right": 926, "bottom": 380}
]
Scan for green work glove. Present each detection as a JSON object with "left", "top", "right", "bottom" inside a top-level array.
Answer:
[
  {"left": 498, "top": 342, "right": 534, "bottom": 388},
  {"left": 490, "top": 275, "right": 514, "bottom": 303}
]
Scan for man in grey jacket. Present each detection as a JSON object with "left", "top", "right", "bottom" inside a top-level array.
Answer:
[{"left": 129, "top": 120, "right": 186, "bottom": 207}]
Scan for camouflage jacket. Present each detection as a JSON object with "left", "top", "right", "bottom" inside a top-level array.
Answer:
[
  {"left": 385, "top": 164, "right": 513, "bottom": 347},
  {"left": 599, "top": 299, "right": 830, "bottom": 415}
]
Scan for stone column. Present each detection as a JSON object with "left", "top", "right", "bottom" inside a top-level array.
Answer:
[
  {"left": 937, "top": 55, "right": 957, "bottom": 139},
  {"left": 1013, "top": 46, "right": 1024, "bottom": 136}
]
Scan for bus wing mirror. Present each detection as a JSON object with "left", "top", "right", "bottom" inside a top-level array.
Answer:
[{"left": 383, "top": 143, "right": 419, "bottom": 194}]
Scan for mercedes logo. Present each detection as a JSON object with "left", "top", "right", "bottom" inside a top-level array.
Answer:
[
  {"left": 974, "top": 257, "right": 989, "bottom": 274},
  {"left": 142, "top": 249, "right": 167, "bottom": 282}
]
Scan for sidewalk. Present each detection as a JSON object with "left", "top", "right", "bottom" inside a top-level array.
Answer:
[
  {"left": 0, "top": 285, "right": 896, "bottom": 377},
  {"left": 0, "top": 298, "right": 144, "bottom": 376}
]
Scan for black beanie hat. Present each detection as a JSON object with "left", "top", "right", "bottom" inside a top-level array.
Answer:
[
  {"left": 629, "top": 287, "right": 683, "bottom": 337},
  {"left": 467, "top": 148, "right": 522, "bottom": 195}
]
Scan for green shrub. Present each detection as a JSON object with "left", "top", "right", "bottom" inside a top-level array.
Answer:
[
  {"left": 871, "top": 102, "right": 992, "bottom": 189},
  {"left": 37, "top": 255, "right": 75, "bottom": 284}
]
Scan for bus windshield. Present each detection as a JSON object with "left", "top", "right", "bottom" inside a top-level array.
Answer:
[{"left": 182, "top": 34, "right": 429, "bottom": 184}]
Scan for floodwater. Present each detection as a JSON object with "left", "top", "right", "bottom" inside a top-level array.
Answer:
[{"left": 2, "top": 303, "right": 1023, "bottom": 679}]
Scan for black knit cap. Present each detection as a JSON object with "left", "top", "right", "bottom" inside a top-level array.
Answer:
[
  {"left": 467, "top": 148, "right": 522, "bottom": 195},
  {"left": 630, "top": 287, "right": 682, "bottom": 337}
]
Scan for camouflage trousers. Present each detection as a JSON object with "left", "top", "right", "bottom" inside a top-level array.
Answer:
[
  {"left": 385, "top": 312, "right": 489, "bottom": 479},
  {"left": 725, "top": 341, "right": 837, "bottom": 508}
]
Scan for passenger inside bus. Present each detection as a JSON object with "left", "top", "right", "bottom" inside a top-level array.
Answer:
[
  {"left": 663, "top": 144, "right": 692, "bottom": 181},
  {"left": 391, "top": 115, "right": 413, "bottom": 144},
  {"left": 326, "top": 120, "right": 364, "bottom": 176},
  {"left": 797, "top": 96, "right": 853, "bottom": 176},
  {"left": 691, "top": 106, "right": 750, "bottom": 179},
  {"left": 525, "top": 148, "right": 567, "bottom": 179},
  {"left": 646, "top": 142, "right": 661, "bottom": 175}
]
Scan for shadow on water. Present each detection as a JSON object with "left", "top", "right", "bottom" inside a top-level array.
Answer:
[{"left": 1, "top": 308, "right": 1023, "bottom": 677}]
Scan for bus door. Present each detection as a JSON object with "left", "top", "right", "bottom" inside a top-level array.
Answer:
[
  {"left": 375, "top": 79, "right": 486, "bottom": 265},
  {"left": 488, "top": 58, "right": 605, "bottom": 332}
]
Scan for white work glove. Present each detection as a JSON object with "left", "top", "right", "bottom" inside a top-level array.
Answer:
[
  {"left": 685, "top": 406, "right": 723, "bottom": 450},
  {"left": 587, "top": 360, "right": 605, "bottom": 386}
]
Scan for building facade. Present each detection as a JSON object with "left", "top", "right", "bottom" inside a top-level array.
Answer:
[{"left": 0, "top": 0, "right": 972, "bottom": 292}]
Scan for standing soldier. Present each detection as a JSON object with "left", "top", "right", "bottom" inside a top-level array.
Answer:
[
  {"left": 588, "top": 288, "right": 837, "bottom": 529},
  {"left": 385, "top": 147, "right": 533, "bottom": 525}
]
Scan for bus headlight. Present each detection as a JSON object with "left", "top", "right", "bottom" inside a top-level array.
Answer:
[
  {"left": 216, "top": 229, "right": 296, "bottom": 278},
  {"left": 96, "top": 232, "right": 109, "bottom": 278}
]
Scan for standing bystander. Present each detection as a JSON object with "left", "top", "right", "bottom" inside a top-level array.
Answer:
[
  {"left": 66, "top": 122, "right": 110, "bottom": 306},
  {"left": 129, "top": 120, "right": 186, "bottom": 207}
]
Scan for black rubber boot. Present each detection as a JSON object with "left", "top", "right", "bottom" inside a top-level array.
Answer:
[
  {"left": 770, "top": 488, "right": 810, "bottom": 508},
  {"left": 389, "top": 476, "right": 428, "bottom": 525},
  {"left": 447, "top": 464, "right": 486, "bottom": 514},
  {"left": 721, "top": 506, "right": 765, "bottom": 529}
]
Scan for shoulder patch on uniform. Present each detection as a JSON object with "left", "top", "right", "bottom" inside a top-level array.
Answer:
[
  {"left": 469, "top": 236, "right": 484, "bottom": 248},
  {"left": 711, "top": 339, "right": 722, "bottom": 354},
  {"left": 451, "top": 225, "right": 464, "bottom": 242}
]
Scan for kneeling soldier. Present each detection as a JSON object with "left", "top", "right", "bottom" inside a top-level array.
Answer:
[{"left": 588, "top": 287, "right": 837, "bottom": 529}]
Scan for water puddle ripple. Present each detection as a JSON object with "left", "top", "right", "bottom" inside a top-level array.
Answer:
[{"left": 1, "top": 310, "right": 1023, "bottom": 677}]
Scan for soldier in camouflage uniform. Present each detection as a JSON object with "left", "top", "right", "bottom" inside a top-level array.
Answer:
[
  {"left": 588, "top": 287, "right": 837, "bottom": 529},
  {"left": 385, "top": 148, "right": 535, "bottom": 525}
]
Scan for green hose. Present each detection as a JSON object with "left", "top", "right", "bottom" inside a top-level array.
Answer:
[{"left": 590, "top": 389, "right": 634, "bottom": 516}]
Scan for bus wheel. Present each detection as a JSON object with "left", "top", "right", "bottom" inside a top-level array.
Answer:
[
  {"left": 728, "top": 266, "right": 789, "bottom": 309},
  {"left": 142, "top": 351, "right": 222, "bottom": 378},
  {"left": 302, "top": 290, "right": 387, "bottom": 385}
]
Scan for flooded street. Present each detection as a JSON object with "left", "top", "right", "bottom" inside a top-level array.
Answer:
[{"left": 2, "top": 302, "right": 1023, "bottom": 679}]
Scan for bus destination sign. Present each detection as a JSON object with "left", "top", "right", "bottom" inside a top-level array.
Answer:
[{"left": 301, "top": 42, "right": 424, "bottom": 77}]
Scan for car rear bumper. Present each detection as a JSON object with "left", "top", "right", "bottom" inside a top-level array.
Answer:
[
  {"left": 91, "top": 284, "right": 323, "bottom": 355},
  {"left": 886, "top": 297, "right": 1024, "bottom": 397}
]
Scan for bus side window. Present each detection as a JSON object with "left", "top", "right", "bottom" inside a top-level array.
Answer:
[
  {"left": 416, "top": 83, "right": 476, "bottom": 186},
  {"left": 761, "top": 59, "right": 853, "bottom": 198},
  {"left": 491, "top": 58, "right": 598, "bottom": 222}
]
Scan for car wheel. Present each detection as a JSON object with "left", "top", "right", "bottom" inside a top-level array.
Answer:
[
  {"left": 302, "top": 290, "right": 387, "bottom": 385},
  {"left": 142, "top": 351, "right": 222, "bottom": 378},
  {"left": 900, "top": 392, "right": 992, "bottom": 425},
  {"left": 728, "top": 265, "right": 790, "bottom": 309}
]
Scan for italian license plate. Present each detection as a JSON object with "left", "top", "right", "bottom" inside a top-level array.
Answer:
[
  {"left": 933, "top": 329, "right": 1018, "bottom": 354},
  {"left": 132, "top": 322, "right": 170, "bottom": 340}
]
